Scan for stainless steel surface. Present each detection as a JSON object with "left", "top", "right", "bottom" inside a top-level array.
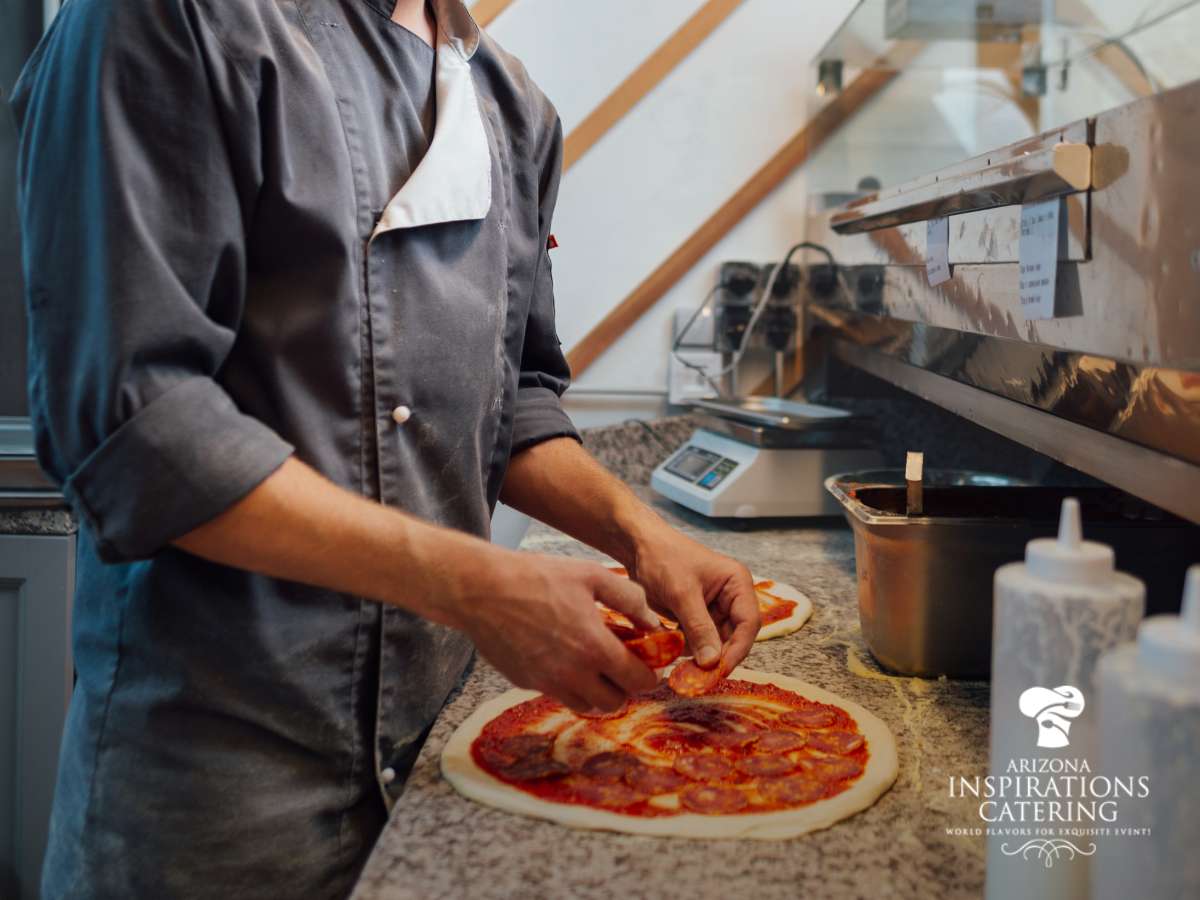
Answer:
[
  {"left": 830, "top": 334, "right": 1200, "bottom": 524},
  {"left": 693, "top": 413, "right": 877, "bottom": 450},
  {"left": 818, "top": 196, "right": 1089, "bottom": 266},
  {"left": 691, "top": 396, "right": 857, "bottom": 429},
  {"left": 808, "top": 82, "right": 1200, "bottom": 369},
  {"left": 825, "top": 471, "right": 1199, "bottom": 678},
  {"left": 805, "top": 81, "right": 1200, "bottom": 521},
  {"left": 831, "top": 140, "right": 1091, "bottom": 234}
]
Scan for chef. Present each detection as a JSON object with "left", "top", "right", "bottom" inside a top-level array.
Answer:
[{"left": 12, "top": 0, "right": 759, "bottom": 897}]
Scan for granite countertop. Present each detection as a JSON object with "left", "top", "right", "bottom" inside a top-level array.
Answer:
[
  {"left": 0, "top": 505, "right": 76, "bottom": 536},
  {"left": 352, "top": 486, "right": 991, "bottom": 900}
]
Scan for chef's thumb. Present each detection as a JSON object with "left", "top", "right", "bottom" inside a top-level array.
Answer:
[
  {"left": 671, "top": 594, "right": 722, "bottom": 668},
  {"left": 592, "top": 571, "right": 659, "bottom": 632}
]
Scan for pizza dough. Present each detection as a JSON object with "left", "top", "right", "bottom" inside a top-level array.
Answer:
[
  {"left": 752, "top": 577, "right": 812, "bottom": 641},
  {"left": 441, "top": 668, "right": 898, "bottom": 840}
]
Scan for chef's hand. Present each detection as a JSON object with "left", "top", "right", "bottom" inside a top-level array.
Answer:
[
  {"left": 455, "top": 553, "right": 661, "bottom": 714},
  {"left": 628, "top": 533, "right": 759, "bottom": 673}
]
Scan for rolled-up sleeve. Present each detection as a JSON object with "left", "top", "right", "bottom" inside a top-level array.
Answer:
[
  {"left": 510, "top": 104, "right": 580, "bottom": 454},
  {"left": 11, "top": 0, "right": 293, "bottom": 562}
]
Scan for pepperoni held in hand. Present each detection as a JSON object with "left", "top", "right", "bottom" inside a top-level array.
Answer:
[
  {"left": 668, "top": 654, "right": 727, "bottom": 697},
  {"left": 623, "top": 629, "right": 686, "bottom": 669},
  {"left": 600, "top": 602, "right": 685, "bottom": 669}
]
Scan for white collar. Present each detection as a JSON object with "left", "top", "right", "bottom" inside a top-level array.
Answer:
[{"left": 371, "top": 25, "right": 492, "bottom": 236}]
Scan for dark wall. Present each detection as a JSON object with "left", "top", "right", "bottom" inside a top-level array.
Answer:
[{"left": 1, "top": 0, "right": 45, "bottom": 417}]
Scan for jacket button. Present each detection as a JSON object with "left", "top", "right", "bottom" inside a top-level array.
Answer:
[
  {"left": 381, "top": 767, "right": 397, "bottom": 785},
  {"left": 391, "top": 405, "right": 412, "bottom": 425}
]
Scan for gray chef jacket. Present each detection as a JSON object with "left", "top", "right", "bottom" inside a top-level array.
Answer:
[{"left": 11, "top": 1, "right": 578, "bottom": 896}]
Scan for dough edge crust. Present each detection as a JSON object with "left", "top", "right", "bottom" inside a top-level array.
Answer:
[
  {"left": 752, "top": 577, "right": 813, "bottom": 642},
  {"left": 440, "top": 667, "right": 898, "bottom": 840}
]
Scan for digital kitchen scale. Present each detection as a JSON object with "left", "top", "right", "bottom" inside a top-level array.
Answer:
[{"left": 651, "top": 398, "right": 882, "bottom": 518}]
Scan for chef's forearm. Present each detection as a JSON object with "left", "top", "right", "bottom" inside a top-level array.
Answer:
[
  {"left": 499, "top": 437, "right": 671, "bottom": 567},
  {"left": 173, "top": 456, "right": 504, "bottom": 627}
]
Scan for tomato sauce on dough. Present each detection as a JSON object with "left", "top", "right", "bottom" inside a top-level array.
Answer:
[{"left": 470, "top": 680, "right": 868, "bottom": 818}]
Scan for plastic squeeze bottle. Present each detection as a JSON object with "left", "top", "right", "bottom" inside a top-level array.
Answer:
[
  {"left": 1092, "top": 565, "right": 1200, "bottom": 900},
  {"left": 985, "top": 499, "right": 1144, "bottom": 900}
]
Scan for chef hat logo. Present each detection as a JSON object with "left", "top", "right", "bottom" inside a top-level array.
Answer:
[{"left": 1018, "top": 685, "right": 1085, "bottom": 748}]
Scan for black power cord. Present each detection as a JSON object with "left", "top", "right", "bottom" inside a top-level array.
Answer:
[{"left": 671, "top": 241, "right": 839, "bottom": 398}]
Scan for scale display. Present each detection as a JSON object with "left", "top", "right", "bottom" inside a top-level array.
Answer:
[{"left": 664, "top": 446, "right": 738, "bottom": 491}]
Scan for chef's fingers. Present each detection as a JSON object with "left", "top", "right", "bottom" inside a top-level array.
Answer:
[
  {"left": 718, "top": 586, "right": 760, "bottom": 670},
  {"left": 576, "top": 671, "right": 630, "bottom": 713},
  {"left": 594, "top": 629, "right": 658, "bottom": 696},
  {"left": 557, "top": 689, "right": 597, "bottom": 716},
  {"left": 671, "top": 589, "right": 723, "bottom": 669},
  {"left": 589, "top": 567, "right": 660, "bottom": 632}
]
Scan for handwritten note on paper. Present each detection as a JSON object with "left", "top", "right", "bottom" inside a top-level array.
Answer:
[
  {"left": 926, "top": 216, "right": 950, "bottom": 286},
  {"left": 1019, "top": 198, "right": 1061, "bottom": 319}
]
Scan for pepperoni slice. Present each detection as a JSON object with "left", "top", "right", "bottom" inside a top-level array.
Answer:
[
  {"left": 625, "top": 765, "right": 689, "bottom": 795},
  {"left": 577, "top": 700, "right": 629, "bottom": 720},
  {"left": 806, "top": 730, "right": 865, "bottom": 755},
  {"left": 668, "top": 657, "right": 725, "bottom": 697},
  {"left": 572, "top": 779, "right": 643, "bottom": 809},
  {"left": 624, "top": 629, "right": 686, "bottom": 668},
  {"left": 497, "top": 734, "right": 555, "bottom": 760},
  {"left": 758, "top": 775, "right": 826, "bottom": 805},
  {"left": 643, "top": 728, "right": 705, "bottom": 756},
  {"left": 598, "top": 604, "right": 640, "bottom": 641},
  {"left": 673, "top": 753, "right": 734, "bottom": 781},
  {"left": 502, "top": 756, "right": 571, "bottom": 781},
  {"left": 702, "top": 730, "right": 760, "bottom": 750},
  {"left": 680, "top": 784, "right": 748, "bottom": 814},
  {"left": 581, "top": 751, "right": 642, "bottom": 782},
  {"left": 478, "top": 733, "right": 556, "bottom": 769},
  {"left": 735, "top": 755, "right": 796, "bottom": 777},
  {"left": 802, "top": 757, "right": 864, "bottom": 782},
  {"left": 755, "top": 730, "right": 807, "bottom": 752},
  {"left": 779, "top": 708, "right": 837, "bottom": 729}
]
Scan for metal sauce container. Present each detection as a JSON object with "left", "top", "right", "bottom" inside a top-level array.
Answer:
[
  {"left": 985, "top": 499, "right": 1144, "bottom": 900},
  {"left": 1093, "top": 566, "right": 1200, "bottom": 900}
]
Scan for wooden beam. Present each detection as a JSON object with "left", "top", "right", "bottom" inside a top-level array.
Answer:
[
  {"left": 566, "top": 67, "right": 902, "bottom": 376},
  {"left": 470, "top": 0, "right": 515, "bottom": 28},
  {"left": 563, "top": 0, "right": 746, "bottom": 171}
]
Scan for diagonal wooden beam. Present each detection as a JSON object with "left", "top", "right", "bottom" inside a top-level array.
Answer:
[
  {"left": 563, "top": 0, "right": 746, "bottom": 171},
  {"left": 470, "top": 0, "right": 516, "bottom": 28},
  {"left": 566, "top": 66, "right": 903, "bottom": 376}
]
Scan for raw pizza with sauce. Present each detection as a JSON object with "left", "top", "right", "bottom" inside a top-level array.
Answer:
[
  {"left": 604, "top": 567, "right": 812, "bottom": 642},
  {"left": 441, "top": 668, "right": 897, "bottom": 839}
]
